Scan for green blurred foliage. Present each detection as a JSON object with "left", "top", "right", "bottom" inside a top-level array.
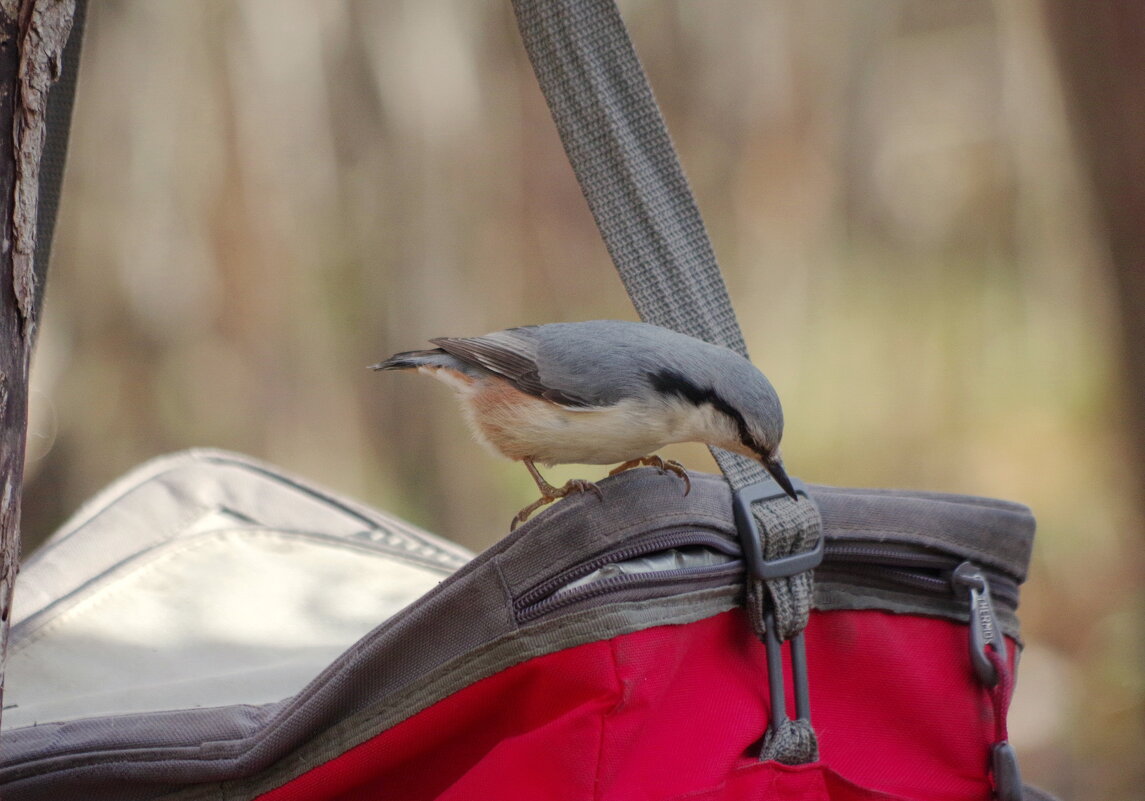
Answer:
[{"left": 21, "top": 1, "right": 1141, "bottom": 798}]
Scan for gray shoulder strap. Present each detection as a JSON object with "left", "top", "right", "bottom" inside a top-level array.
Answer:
[
  {"left": 510, "top": 0, "right": 820, "bottom": 764},
  {"left": 509, "top": 0, "right": 744, "bottom": 354}
]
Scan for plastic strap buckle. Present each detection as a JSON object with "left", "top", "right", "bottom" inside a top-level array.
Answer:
[
  {"left": 732, "top": 478, "right": 821, "bottom": 735},
  {"left": 732, "top": 478, "right": 822, "bottom": 580}
]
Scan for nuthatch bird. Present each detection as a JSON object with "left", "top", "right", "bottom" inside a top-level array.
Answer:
[{"left": 372, "top": 320, "right": 796, "bottom": 528}]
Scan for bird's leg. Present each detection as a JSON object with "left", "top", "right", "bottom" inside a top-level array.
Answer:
[
  {"left": 511, "top": 459, "right": 603, "bottom": 530},
  {"left": 608, "top": 455, "right": 691, "bottom": 495}
]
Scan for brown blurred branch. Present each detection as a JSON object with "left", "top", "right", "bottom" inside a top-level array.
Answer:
[
  {"left": 1043, "top": 11, "right": 1145, "bottom": 792},
  {"left": 0, "top": 0, "right": 75, "bottom": 732},
  {"left": 1043, "top": 4, "right": 1145, "bottom": 496}
]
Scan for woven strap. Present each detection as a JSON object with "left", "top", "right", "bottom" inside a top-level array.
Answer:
[{"left": 511, "top": 0, "right": 820, "bottom": 763}]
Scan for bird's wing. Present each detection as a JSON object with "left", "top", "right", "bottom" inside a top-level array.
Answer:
[
  {"left": 430, "top": 328, "right": 595, "bottom": 407},
  {"left": 428, "top": 329, "right": 590, "bottom": 409}
]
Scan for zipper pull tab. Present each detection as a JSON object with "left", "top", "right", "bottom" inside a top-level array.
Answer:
[
  {"left": 952, "top": 562, "right": 1024, "bottom": 801},
  {"left": 951, "top": 561, "right": 1008, "bottom": 686}
]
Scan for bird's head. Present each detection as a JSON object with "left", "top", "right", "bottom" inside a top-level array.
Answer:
[
  {"left": 648, "top": 361, "right": 798, "bottom": 500},
  {"left": 719, "top": 427, "right": 797, "bottom": 501}
]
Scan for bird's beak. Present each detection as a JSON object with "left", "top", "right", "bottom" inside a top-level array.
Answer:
[{"left": 764, "top": 455, "right": 799, "bottom": 501}]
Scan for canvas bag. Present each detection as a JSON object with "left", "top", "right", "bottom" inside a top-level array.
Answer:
[{"left": 0, "top": 448, "right": 1042, "bottom": 800}]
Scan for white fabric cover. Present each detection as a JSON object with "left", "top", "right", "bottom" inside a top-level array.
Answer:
[{"left": 5, "top": 450, "right": 471, "bottom": 729}]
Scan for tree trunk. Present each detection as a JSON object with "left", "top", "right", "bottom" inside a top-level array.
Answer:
[
  {"left": 0, "top": 0, "right": 76, "bottom": 732},
  {"left": 1042, "top": 5, "right": 1145, "bottom": 497},
  {"left": 1042, "top": 5, "right": 1145, "bottom": 798}
]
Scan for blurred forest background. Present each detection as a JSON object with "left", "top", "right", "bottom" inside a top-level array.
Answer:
[{"left": 18, "top": 1, "right": 1141, "bottom": 799}]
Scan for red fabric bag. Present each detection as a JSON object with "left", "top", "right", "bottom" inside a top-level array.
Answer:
[
  {"left": 0, "top": 457, "right": 1044, "bottom": 801},
  {"left": 259, "top": 611, "right": 1017, "bottom": 801},
  {"left": 238, "top": 470, "right": 1033, "bottom": 801}
]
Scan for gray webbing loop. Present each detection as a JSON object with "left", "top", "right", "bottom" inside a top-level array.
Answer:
[
  {"left": 510, "top": 0, "right": 821, "bottom": 764},
  {"left": 737, "top": 485, "right": 822, "bottom": 641},
  {"left": 738, "top": 481, "right": 821, "bottom": 763}
]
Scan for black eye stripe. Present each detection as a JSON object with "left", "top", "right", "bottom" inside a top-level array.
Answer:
[{"left": 648, "top": 369, "right": 764, "bottom": 456}]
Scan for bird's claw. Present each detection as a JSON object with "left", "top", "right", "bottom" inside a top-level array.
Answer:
[
  {"left": 609, "top": 456, "right": 691, "bottom": 496},
  {"left": 567, "top": 478, "right": 605, "bottom": 501},
  {"left": 663, "top": 460, "right": 691, "bottom": 495},
  {"left": 510, "top": 501, "right": 546, "bottom": 531},
  {"left": 510, "top": 477, "right": 603, "bottom": 531}
]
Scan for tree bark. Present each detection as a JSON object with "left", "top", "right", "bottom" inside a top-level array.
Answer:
[
  {"left": 0, "top": 0, "right": 75, "bottom": 732},
  {"left": 1042, "top": 4, "right": 1145, "bottom": 498},
  {"left": 1042, "top": 8, "right": 1145, "bottom": 796}
]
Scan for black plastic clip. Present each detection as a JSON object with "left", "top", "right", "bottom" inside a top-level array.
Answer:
[
  {"left": 733, "top": 478, "right": 821, "bottom": 734},
  {"left": 732, "top": 478, "right": 822, "bottom": 580}
]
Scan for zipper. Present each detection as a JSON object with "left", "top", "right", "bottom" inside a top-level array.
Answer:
[
  {"left": 818, "top": 539, "right": 1021, "bottom": 610},
  {"left": 514, "top": 530, "right": 741, "bottom": 622},
  {"left": 514, "top": 531, "right": 1021, "bottom": 623}
]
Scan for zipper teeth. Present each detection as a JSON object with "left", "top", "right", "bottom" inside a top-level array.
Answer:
[
  {"left": 517, "top": 561, "right": 741, "bottom": 622},
  {"left": 823, "top": 541, "right": 1021, "bottom": 605},
  {"left": 817, "top": 564, "right": 953, "bottom": 594},
  {"left": 513, "top": 530, "right": 738, "bottom": 610},
  {"left": 515, "top": 532, "right": 1022, "bottom": 620},
  {"left": 824, "top": 542, "right": 954, "bottom": 569},
  {"left": 819, "top": 558, "right": 1020, "bottom": 608}
]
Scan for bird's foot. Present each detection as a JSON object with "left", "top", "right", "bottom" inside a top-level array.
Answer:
[
  {"left": 510, "top": 477, "right": 603, "bottom": 531},
  {"left": 609, "top": 456, "right": 691, "bottom": 495}
]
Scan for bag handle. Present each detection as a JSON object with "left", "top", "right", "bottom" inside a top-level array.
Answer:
[{"left": 510, "top": 0, "right": 821, "bottom": 763}]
